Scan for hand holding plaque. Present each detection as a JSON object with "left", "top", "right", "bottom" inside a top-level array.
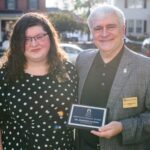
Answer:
[{"left": 68, "top": 104, "right": 107, "bottom": 129}]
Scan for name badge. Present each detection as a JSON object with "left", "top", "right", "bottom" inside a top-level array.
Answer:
[{"left": 123, "top": 97, "right": 138, "bottom": 108}]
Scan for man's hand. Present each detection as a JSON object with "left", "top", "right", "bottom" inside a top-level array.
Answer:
[{"left": 91, "top": 121, "right": 123, "bottom": 139}]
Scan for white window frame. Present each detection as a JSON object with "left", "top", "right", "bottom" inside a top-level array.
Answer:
[
  {"left": 127, "top": 19, "right": 144, "bottom": 35},
  {"left": 127, "top": 0, "right": 144, "bottom": 8}
]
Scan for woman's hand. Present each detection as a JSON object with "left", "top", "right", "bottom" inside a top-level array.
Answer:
[{"left": 91, "top": 121, "right": 123, "bottom": 139}]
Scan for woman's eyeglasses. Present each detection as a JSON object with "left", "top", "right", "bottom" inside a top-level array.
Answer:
[{"left": 25, "top": 33, "right": 48, "bottom": 46}]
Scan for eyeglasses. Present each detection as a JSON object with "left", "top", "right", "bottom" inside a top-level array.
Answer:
[
  {"left": 25, "top": 33, "right": 48, "bottom": 46},
  {"left": 93, "top": 24, "right": 118, "bottom": 33}
]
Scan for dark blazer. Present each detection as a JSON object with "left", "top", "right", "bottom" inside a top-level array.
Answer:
[{"left": 75, "top": 46, "right": 150, "bottom": 150}]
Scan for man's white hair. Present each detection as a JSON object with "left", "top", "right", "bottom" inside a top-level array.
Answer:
[{"left": 87, "top": 4, "right": 126, "bottom": 29}]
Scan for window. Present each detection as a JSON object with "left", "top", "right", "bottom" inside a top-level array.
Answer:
[
  {"left": 126, "top": 0, "right": 145, "bottom": 8},
  {"left": 127, "top": 19, "right": 144, "bottom": 34},
  {"left": 28, "top": 0, "right": 38, "bottom": 10},
  {"left": 136, "top": 20, "right": 142, "bottom": 33},
  {"left": 127, "top": 20, "right": 134, "bottom": 33},
  {"left": 6, "top": 0, "right": 16, "bottom": 10},
  {"left": 144, "top": 21, "right": 147, "bottom": 33}
]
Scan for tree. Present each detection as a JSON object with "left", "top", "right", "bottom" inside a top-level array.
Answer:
[
  {"left": 74, "top": 0, "right": 105, "bottom": 16},
  {"left": 48, "top": 12, "right": 86, "bottom": 32},
  {"left": 74, "top": 0, "right": 106, "bottom": 40},
  {"left": 48, "top": 12, "right": 87, "bottom": 41}
]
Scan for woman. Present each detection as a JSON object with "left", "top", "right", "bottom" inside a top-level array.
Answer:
[{"left": 0, "top": 12, "right": 78, "bottom": 149}]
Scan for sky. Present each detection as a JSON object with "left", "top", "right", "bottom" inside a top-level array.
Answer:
[
  {"left": 45, "top": 0, "right": 113, "bottom": 10},
  {"left": 46, "top": 0, "right": 62, "bottom": 7},
  {"left": 46, "top": 0, "right": 74, "bottom": 10}
]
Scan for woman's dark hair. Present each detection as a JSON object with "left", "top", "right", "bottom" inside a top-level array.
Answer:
[{"left": 1, "top": 12, "right": 67, "bottom": 82}]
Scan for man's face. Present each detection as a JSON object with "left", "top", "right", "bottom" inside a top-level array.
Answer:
[{"left": 90, "top": 13, "right": 125, "bottom": 54}]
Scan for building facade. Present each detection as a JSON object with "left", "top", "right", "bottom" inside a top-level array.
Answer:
[
  {"left": 112, "top": 0, "right": 150, "bottom": 39},
  {"left": 0, "top": 0, "right": 46, "bottom": 42}
]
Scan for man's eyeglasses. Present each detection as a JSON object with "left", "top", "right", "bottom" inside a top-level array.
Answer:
[
  {"left": 93, "top": 24, "right": 118, "bottom": 33},
  {"left": 25, "top": 33, "right": 48, "bottom": 46}
]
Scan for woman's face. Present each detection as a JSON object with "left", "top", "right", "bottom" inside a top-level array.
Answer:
[{"left": 24, "top": 25, "right": 50, "bottom": 64}]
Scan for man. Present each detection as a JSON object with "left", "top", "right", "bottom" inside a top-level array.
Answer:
[{"left": 75, "top": 4, "right": 150, "bottom": 150}]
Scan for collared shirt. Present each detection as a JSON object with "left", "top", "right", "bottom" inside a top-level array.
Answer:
[{"left": 79, "top": 48, "right": 124, "bottom": 149}]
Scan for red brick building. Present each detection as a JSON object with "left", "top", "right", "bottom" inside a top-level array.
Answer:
[{"left": 0, "top": 0, "right": 46, "bottom": 42}]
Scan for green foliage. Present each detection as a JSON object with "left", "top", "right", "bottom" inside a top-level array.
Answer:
[
  {"left": 48, "top": 12, "right": 87, "bottom": 33},
  {"left": 74, "top": 0, "right": 104, "bottom": 7},
  {"left": 74, "top": 0, "right": 104, "bottom": 17},
  {"left": 73, "top": 0, "right": 105, "bottom": 40}
]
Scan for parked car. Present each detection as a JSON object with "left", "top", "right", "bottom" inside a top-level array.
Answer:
[
  {"left": 77, "top": 41, "right": 96, "bottom": 49},
  {"left": 60, "top": 43, "right": 83, "bottom": 64},
  {"left": 124, "top": 37, "right": 143, "bottom": 53},
  {"left": 124, "top": 37, "right": 142, "bottom": 45},
  {"left": 141, "top": 38, "right": 150, "bottom": 57}
]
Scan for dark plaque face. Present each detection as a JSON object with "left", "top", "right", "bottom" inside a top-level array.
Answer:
[{"left": 68, "top": 104, "right": 107, "bottom": 129}]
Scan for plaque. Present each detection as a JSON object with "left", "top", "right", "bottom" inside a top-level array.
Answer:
[{"left": 68, "top": 104, "right": 107, "bottom": 129}]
